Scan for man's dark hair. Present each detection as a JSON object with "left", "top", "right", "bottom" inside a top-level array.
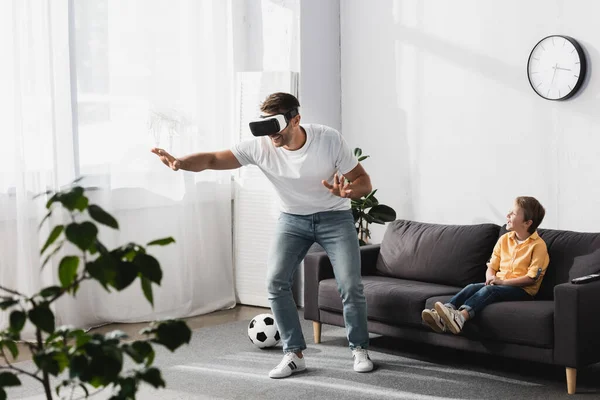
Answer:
[{"left": 260, "top": 92, "right": 300, "bottom": 115}]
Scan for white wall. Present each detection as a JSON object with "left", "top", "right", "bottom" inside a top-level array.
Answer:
[
  {"left": 341, "top": 0, "right": 600, "bottom": 242},
  {"left": 300, "top": 0, "right": 341, "bottom": 130}
]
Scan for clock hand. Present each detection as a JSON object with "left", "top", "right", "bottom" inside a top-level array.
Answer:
[
  {"left": 555, "top": 66, "right": 572, "bottom": 71},
  {"left": 551, "top": 63, "right": 558, "bottom": 84}
]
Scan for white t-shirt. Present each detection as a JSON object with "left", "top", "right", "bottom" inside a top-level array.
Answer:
[{"left": 231, "top": 124, "right": 358, "bottom": 215}]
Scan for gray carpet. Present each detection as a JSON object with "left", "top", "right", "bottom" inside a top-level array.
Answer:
[{"left": 6, "top": 315, "right": 600, "bottom": 399}]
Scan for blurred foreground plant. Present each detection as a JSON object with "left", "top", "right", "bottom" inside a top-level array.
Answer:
[{"left": 0, "top": 181, "right": 191, "bottom": 399}]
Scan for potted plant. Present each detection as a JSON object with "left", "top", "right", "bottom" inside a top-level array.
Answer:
[
  {"left": 0, "top": 182, "right": 192, "bottom": 399},
  {"left": 351, "top": 148, "right": 397, "bottom": 245}
]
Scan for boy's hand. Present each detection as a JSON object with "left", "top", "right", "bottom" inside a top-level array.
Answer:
[
  {"left": 485, "top": 276, "right": 495, "bottom": 285},
  {"left": 490, "top": 278, "right": 504, "bottom": 286}
]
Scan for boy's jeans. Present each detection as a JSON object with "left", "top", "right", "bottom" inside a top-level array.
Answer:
[
  {"left": 267, "top": 210, "right": 369, "bottom": 353},
  {"left": 446, "top": 283, "right": 532, "bottom": 319}
]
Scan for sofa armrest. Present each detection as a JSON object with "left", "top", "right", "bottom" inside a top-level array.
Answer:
[
  {"left": 554, "top": 280, "right": 600, "bottom": 367},
  {"left": 303, "top": 244, "right": 381, "bottom": 322}
]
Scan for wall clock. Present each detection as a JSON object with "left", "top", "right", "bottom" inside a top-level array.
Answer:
[{"left": 527, "top": 35, "right": 587, "bottom": 101}]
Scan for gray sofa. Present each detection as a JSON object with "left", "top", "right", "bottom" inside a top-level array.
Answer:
[{"left": 304, "top": 219, "right": 600, "bottom": 395}]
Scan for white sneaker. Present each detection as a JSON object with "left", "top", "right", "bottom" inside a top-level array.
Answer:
[
  {"left": 421, "top": 308, "right": 447, "bottom": 333},
  {"left": 269, "top": 352, "right": 306, "bottom": 379},
  {"left": 352, "top": 347, "right": 373, "bottom": 372},
  {"left": 434, "top": 302, "right": 465, "bottom": 335}
]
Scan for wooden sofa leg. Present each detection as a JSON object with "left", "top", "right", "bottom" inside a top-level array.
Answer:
[
  {"left": 313, "top": 321, "right": 322, "bottom": 344},
  {"left": 566, "top": 367, "right": 577, "bottom": 395}
]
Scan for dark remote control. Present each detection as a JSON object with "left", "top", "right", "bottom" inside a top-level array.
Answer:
[{"left": 571, "top": 273, "right": 600, "bottom": 284}]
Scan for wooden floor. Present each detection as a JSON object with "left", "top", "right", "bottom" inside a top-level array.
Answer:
[{"left": 1, "top": 304, "right": 267, "bottom": 365}]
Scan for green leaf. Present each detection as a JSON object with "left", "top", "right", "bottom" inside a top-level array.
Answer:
[
  {"left": 111, "top": 261, "right": 138, "bottom": 291},
  {"left": 9, "top": 311, "right": 26, "bottom": 333},
  {"left": 353, "top": 147, "right": 362, "bottom": 157},
  {"left": 39, "top": 286, "right": 63, "bottom": 298},
  {"left": 141, "top": 277, "right": 153, "bottom": 306},
  {"left": 0, "top": 372, "right": 21, "bottom": 387},
  {"left": 69, "top": 354, "right": 89, "bottom": 379},
  {"left": 58, "top": 256, "right": 80, "bottom": 288},
  {"left": 28, "top": 306, "right": 55, "bottom": 334},
  {"left": 152, "top": 320, "right": 192, "bottom": 351},
  {"left": 44, "top": 329, "right": 63, "bottom": 345},
  {"left": 41, "top": 242, "right": 64, "bottom": 269},
  {"left": 72, "top": 331, "right": 91, "bottom": 348},
  {"left": 40, "top": 225, "right": 64, "bottom": 255},
  {"left": 363, "top": 214, "right": 376, "bottom": 224},
  {"left": 33, "top": 351, "right": 60, "bottom": 376},
  {"left": 123, "top": 341, "right": 153, "bottom": 364},
  {"left": 38, "top": 211, "right": 52, "bottom": 230},
  {"left": 54, "top": 351, "right": 69, "bottom": 374},
  {"left": 85, "top": 257, "right": 117, "bottom": 290},
  {"left": 88, "top": 205, "right": 119, "bottom": 229},
  {"left": 1, "top": 341, "right": 18, "bottom": 360},
  {"left": 74, "top": 196, "right": 89, "bottom": 212},
  {"left": 82, "top": 340, "right": 124, "bottom": 385},
  {"left": 368, "top": 204, "right": 397, "bottom": 223},
  {"left": 146, "top": 237, "right": 175, "bottom": 247},
  {"left": 46, "top": 193, "right": 59, "bottom": 209},
  {"left": 134, "top": 254, "right": 162, "bottom": 285},
  {"left": 365, "top": 189, "right": 378, "bottom": 199},
  {"left": 362, "top": 197, "right": 376, "bottom": 209},
  {"left": 133, "top": 341, "right": 154, "bottom": 365},
  {"left": 138, "top": 367, "right": 165, "bottom": 388},
  {"left": 0, "top": 299, "right": 19, "bottom": 310},
  {"left": 357, "top": 155, "right": 370, "bottom": 162},
  {"left": 65, "top": 222, "right": 98, "bottom": 252},
  {"left": 56, "top": 186, "right": 86, "bottom": 211},
  {"left": 118, "top": 376, "right": 137, "bottom": 397}
]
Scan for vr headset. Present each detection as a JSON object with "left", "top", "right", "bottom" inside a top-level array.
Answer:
[{"left": 248, "top": 108, "right": 299, "bottom": 137}]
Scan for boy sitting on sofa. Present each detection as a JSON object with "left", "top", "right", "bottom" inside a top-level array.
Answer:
[{"left": 422, "top": 196, "right": 550, "bottom": 334}]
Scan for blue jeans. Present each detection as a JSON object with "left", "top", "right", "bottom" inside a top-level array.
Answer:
[
  {"left": 446, "top": 283, "right": 532, "bottom": 319},
  {"left": 267, "top": 210, "right": 368, "bottom": 353}
]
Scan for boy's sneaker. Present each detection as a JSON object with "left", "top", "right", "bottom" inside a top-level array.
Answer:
[
  {"left": 421, "top": 308, "right": 446, "bottom": 333},
  {"left": 434, "top": 302, "right": 465, "bottom": 334},
  {"left": 352, "top": 347, "right": 374, "bottom": 372},
  {"left": 269, "top": 352, "right": 306, "bottom": 379}
]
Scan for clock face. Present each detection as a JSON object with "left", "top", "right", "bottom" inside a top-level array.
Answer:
[{"left": 527, "top": 35, "right": 586, "bottom": 100}]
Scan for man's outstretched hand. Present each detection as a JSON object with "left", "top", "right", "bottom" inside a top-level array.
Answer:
[
  {"left": 151, "top": 148, "right": 182, "bottom": 171},
  {"left": 322, "top": 173, "right": 352, "bottom": 198}
]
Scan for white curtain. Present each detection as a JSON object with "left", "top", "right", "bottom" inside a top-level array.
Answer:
[{"left": 0, "top": 0, "right": 236, "bottom": 332}]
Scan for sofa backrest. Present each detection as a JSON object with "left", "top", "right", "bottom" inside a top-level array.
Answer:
[
  {"left": 499, "top": 225, "right": 600, "bottom": 300},
  {"left": 376, "top": 220, "right": 500, "bottom": 287}
]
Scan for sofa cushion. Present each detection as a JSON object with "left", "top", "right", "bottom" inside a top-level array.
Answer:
[
  {"left": 376, "top": 220, "right": 500, "bottom": 287},
  {"left": 426, "top": 295, "right": 554, "bottom": 348},
  {"left": 569, "top": 249, "right": 600, "bottom": 281},
  {"left": 319, "top": 276, "right": 461, "bottom": 327},
  {"left": 499, "top": 225, "right": 600, "bottom": 300}
]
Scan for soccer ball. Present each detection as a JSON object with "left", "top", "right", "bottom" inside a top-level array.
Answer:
[{"left": 248, "top": 313, "right": 281, "bottom": 348}]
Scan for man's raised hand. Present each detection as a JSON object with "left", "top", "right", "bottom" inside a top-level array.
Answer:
[
  {"left": 151, "top": 148, "right": 182, "bottom": 171},
  {"left": 322, "top": 173, "right": 352, "bottom": 198}
]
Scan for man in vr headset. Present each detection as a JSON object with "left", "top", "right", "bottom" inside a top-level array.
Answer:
[{"left": 152, "top": 92, "right": 374, "bottom": 379}]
